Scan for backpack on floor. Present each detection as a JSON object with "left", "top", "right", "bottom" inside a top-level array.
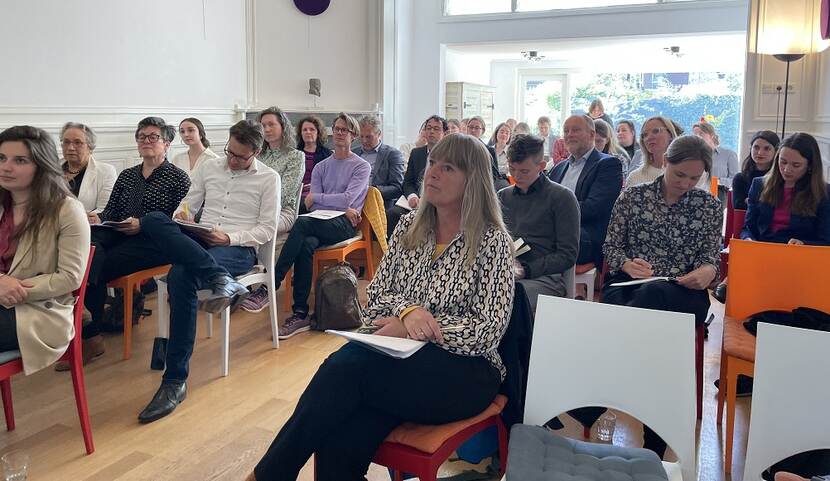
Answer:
[
  {"left": 99, "top": 289, "right": 148, "bottom": 333},
  {"left": 311, "top": 262, "right": 362, "bottom": 331}
]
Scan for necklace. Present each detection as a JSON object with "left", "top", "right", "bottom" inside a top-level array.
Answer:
[{"left": 66, "top": 168, "right": 82, "bottom": 175}]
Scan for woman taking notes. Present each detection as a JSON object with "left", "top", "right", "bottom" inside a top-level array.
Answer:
[{"left": 248, "top": 133, "right": 514, "bottom": 481}]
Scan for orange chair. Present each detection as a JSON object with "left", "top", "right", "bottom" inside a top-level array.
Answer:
[
  {"left": 709, "top": 175, "right": 719, "bottom": 196},
  {"left": 1, "top": 246, "right": 96, "bottom": 454},
  {"left": 108, "top": 264, "right": 171, "bottom": 359},
  {"left": 283, "top": 215, "right": 375, "bottom": 312},
  {"left": 314, "top": 395, "right": 508, "bottom": 481},
  {"left": 716, "top": 239, "right": 830, "bottom": 473}
]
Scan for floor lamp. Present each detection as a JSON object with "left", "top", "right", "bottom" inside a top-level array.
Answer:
[{"left": 750, "top": 0, "right": 829, "bottom": 139}]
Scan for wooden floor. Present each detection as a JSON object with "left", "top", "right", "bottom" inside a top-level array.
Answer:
[{"left": 0, "top": 285, "right": 752, "bottom": 481}]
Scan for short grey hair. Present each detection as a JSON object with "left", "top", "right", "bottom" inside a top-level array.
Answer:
[
  {"left": 358, "top": 115, "right": 382, "bottom": 134},
  {"left": 60, "top": 122, "right": 97, "bottom": 150},
  {"left": 136, "top": 116, "right": 175, "bottom": 143}
]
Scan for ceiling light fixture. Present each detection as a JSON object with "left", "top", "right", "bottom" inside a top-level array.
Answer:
[
  {"left": 663, "top": 46, "right": 684, "bottom": 58},
  {"left": 521, "top": 50, "right": 545, "bottom": 62}
]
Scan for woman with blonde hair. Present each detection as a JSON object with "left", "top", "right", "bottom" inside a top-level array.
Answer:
[
  {"left": 693, "top": 122, "right": 739, "bottom": 186},
  {"left": 625, "top": 116, "right": 679, "bottom": 187},
  {"left": 249, "top": 134, "right": 514, "bottom": 481},
  {"left": 0, "top": 126, "right": 91, "bottom": 374},
  {"left": 489, "top": 121, "right": 513, "bottom": 175},
  {"left": 594, "top": 118, "right": 630, "bottom": 172}
]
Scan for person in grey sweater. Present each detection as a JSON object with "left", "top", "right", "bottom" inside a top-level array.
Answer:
[{"left": 499, "top": 134, "right": 580, "bottom": 314}]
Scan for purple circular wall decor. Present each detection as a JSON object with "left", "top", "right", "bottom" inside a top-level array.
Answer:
[
  {"left": 822, "top": 0, "right": 829, "bottom": 40},
  {"left": 294, "top": 0, "right": 330, "bottom": 16}
]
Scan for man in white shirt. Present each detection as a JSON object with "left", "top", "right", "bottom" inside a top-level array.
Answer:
[{"left": 136, "top": 119, "right": 280, "bottom": 424}]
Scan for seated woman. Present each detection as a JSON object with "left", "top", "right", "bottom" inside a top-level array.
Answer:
[
  {"left": 171, "top": 117, "right": 218, "bottom": 177},
  {"left": 601, "top": 135, "right": 722, "bottom": 457},
  {"left": 60, "top": 122, "right": 117, "bottom": 213},
  {"left": 248, "top": 133, "right": 514, "bottom": 481},
  {"left": 625, "top": 116, "right": 679, "bottom": 187},
  {"left": 0, "top": 126, "right": 91, "bottom": 374},
  {"left": 616, "top": 119, "right": 639, "bottom": 162},
  {"left": 272, "top": 113, "right": 371, "bottom": 338},
  {"left": 712, "top": 130, "right": 780, "bottom": 303},
  {"left": 742, "top": 132, "right": 830, "bottom": 246},
  {"left": 594, "top": 118, "right": 631, "bottom": 172},
  {"left": 488, "top": 121, "right": 512, "bottom": 176},
  {"left": 295, "top": 115, "right": 331, "bottom": 215},
  {"left": 80, "top": 117, "right": 190, "bottom": 364}
]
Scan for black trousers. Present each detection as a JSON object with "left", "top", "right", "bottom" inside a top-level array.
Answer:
[
  {"left": 567, "top": 272, "right": 711, "bottom": 458},
  {"left": 83, "top": 228, "right": 170, "bottom": 339},
  {"left": 272, "top": 215, "right": 355, "bottom": 315},
  {"left": 0, "top": 306, "right": 17, "bottom": 351},
  {"left": 254, "top": 342, "right": 501, "bottom": 481}
]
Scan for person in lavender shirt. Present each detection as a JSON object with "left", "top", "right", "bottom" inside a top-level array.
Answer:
[{"left": 272, "top": 113, "right": 371, "bottom": 338}]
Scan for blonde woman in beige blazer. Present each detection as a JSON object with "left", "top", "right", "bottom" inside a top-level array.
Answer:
[
  {"left": 0, "top": 126, "right": 91, "bottom": 375},
  {"left": 60, "top": 122, "right": 116, "bottom": 213}
]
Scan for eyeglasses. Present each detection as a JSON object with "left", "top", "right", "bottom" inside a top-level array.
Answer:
[
  {"left": 61, "top": 140, "right": 86, "bottom": 148},
  {"left": 643, "top": 127, "right": 669, "bottom": 137},
  {"left": 137, "top": 134, "right": 162, "bottom": 143},
  {"left": 224, "top": 144, "right": 256, "bottom": 162},
  {"left": 332, "top": 126, "right": 353, "bottom": 135}
]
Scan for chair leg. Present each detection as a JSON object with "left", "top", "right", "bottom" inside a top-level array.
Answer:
[
  {"left": 583, "top": 425, "right": 590, "bottom": 439},
  {"left": 221, "top": 307, "right": 231, "bottom": 377},
  {"left": 123, "top": 285, "right": 134, "bottom": 360},
  {"left": 497, "top": 417, "right": 509, "bottom": 476},
  {"left": 716, "top": 350, "right": 728, "bottom": 425},
  {"left": 586, "top": 276, "right": 595, "bottom": 302},
  {"left": 69, "top": 354, "right": 95, "bottom": 454},
  {"left": 157, "top": 280, "right": 169, "bottom": 339},
  {"left": 695, "top": 324, "right": 704, "bottom": 420},
  {"left": 1, "top": 378, "right": 14, "bottom": 431},
  {"left": 268, "top": 280, "right": 279, "bottom": 349},
  {"left": 364, "top": 246, "right": 376, "bottom": 279},
  {"left": 284, "top": 270, "right": 292, "bottom": 313},
  {"left": 724, "top": 361, "right": 739, "bottom": 474},
  {"left": 206, "top": 313, "right": 214, "bottom": 338}
]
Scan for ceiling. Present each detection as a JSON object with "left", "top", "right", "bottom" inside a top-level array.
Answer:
[{"left": 446, "top": 32, "right": 747, "bottom": 72}]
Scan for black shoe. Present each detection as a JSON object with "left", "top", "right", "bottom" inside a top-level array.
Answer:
[
  {"left": 138, "top": 381, "right": 187, "bottom": 424},
  {"left": 199, "top": 275, "right": 250, "bottom": 314},
  {"left": 714, "top": 375, "right": 754, "bottom": 397},
  {"left": 713, "top": 282, "right": 727, "bottom": 304}
]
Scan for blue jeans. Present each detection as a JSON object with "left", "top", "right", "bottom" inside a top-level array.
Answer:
[{"left": 140, "top": 212, "right": 257, "bottom": 382}]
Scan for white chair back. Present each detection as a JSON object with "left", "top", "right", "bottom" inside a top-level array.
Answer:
[
  {"left": 527, "top": 295, "right": 697, "bottom": 481},
  {"left": 743, "top": 323, "right": 830, "bottom": 481}
]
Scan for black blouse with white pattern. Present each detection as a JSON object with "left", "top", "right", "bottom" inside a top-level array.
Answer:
[
  {"left": 99, "top": 160, "right": 190, "bottom": 222},
  {"left": 362, "top": 212, "right": 515, "bottom": 380}
]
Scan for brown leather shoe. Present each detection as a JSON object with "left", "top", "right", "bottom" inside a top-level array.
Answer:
[{"left": 54, "top": 334, "right": 106, "bottom": 371}]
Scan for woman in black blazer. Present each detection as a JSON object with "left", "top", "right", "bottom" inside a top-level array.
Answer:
[
  {"left": 295, "top": 115, "right": 332, "bottom": 214},
  {"left": 742, "top": 132, "right": 830, "bottom": 246}
]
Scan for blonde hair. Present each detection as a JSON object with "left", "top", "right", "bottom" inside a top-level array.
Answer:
[
  {"left": 594, "top": 119, "right": 627, "bottom": 158},
  {"left": 638, "top": 116, "right": 678, "bottom": 169},
  {"left": 401, "top": 134, "right": 507, "bottom": 265}
]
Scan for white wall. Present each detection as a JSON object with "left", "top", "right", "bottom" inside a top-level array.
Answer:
[
  {"left": 394, "top": 0, "right": 750, "bottom": 146},
  {"left": 444, "top": 50, "right": 492, "bottom": 85},
  {"left": 251, "top": 0, "right": 381, "bottom": 112},
  {"left": 0, "top": 0, "right": 246, "bottom": 171}
]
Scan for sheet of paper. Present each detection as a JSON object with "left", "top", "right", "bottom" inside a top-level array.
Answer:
[
  {"left": 299, "top": 210, "right": 346, "bottom": 220},
  {"left": 395, "top": 195, "right": 413, "bottom": 211},
  {"left": 609, "top": 277, "right": 676, "bottom": 287},
  {"left": 174, "top": 219, "right": 216, "bottom": 232},
  {"left": 326, "top": 330, "right": 426, "bottom": 359}
]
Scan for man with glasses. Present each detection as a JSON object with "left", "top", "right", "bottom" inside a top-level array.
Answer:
[
  {"left": 135, "top": 119, "right": 279, "bottom": 423},
  {"left": 385, "top": 115, "right": 447, "bottom": 238},
  {"left": 80, "top": 117, "right": 191, "bottom": 365},
  {"left": 271, "top": 113, "right": 371, "bottom": 339}
]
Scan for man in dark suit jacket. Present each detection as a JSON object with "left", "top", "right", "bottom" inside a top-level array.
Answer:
[
  {"left": 353, "top": 115, "right": 404, "bottom": 210},
  {"left": 548, "top": 114, "right": 622, "bottom": 266},
  {"left": 385, "top": 115, "right": 448, "bottom": 237}
]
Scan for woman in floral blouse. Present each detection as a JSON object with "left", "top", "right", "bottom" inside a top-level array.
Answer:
[
  {"left": 249, "top": 134, "right": 514, "bottom": 481},
  {"left": 601, "top": 134, "right": 722, "bottom": 458}
]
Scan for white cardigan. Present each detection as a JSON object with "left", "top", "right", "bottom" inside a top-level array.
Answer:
[
  {"left": 171, "top": 148, "right": 219, "bottom": 177},
  {"left": 66, "top": 156, "right": 117, "bottom": 213}
]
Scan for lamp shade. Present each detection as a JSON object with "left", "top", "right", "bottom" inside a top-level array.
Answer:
[{"left": 749, "top": 0, "right": 830, "bottom": 54}]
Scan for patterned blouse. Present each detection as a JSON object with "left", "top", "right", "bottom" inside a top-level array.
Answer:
[
  {"left": 258, "top": 146, "right": 305, "bottom": 233},
  {"left": 99, "top": 161, "right": 190, "bottom": 222},
  {"left": 362, "top": 212, "right": 514, "bottom": 379},
  {"left": 603, "top": 175, "right": 723, "bottom": 278}
]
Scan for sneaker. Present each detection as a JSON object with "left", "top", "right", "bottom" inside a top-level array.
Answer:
[
  {"left": 278, "top": 312, "right": 311, "bottom": 339},
  {"left": 241, "top": 286, "right": 270, "bottom": 313}
]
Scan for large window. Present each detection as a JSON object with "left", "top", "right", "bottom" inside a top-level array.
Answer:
[{"left": 445, "top": 0, "right": 698, "bottom": 16}]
